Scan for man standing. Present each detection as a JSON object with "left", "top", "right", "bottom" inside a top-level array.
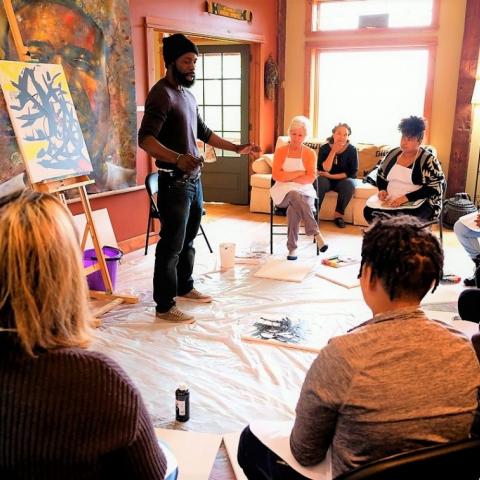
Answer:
[{"left": 138, "top": 33, "right": 259, "bottom": 323}]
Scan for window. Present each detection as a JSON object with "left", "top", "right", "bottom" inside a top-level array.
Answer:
[
  {"left": 312, "top": 0, "right": 435, "bottom": 32},
  {"left": 314, "top": 48, "right": 430, "bottom": 145}
]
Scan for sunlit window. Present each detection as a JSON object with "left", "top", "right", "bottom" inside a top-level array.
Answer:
[
  {"left": 314, "top": 49, "right": 429, "bottom": 145},
  {"left": 313, "top": 0, "right": 434, "bottom": 31}
]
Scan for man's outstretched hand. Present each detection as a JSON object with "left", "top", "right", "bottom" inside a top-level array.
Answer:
[{"left": 236, "top": 143, "right": 261, "bottom": 155}]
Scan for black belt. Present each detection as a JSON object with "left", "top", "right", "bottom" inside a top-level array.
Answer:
[{"left": 157, "top": 170, "right": 200, "bottom": 182}]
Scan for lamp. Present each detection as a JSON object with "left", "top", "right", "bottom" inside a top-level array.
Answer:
[{"left": 472, "top": 78, "right": 480, "bottom": 205}]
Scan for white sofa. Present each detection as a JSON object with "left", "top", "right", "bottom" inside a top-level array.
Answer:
[{"left": 250, "top": 136, "right": 394, "bottom": 226}]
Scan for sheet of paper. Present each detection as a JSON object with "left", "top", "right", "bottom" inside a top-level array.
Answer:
[
  {"left": 223, "top": 432, "right": 248, "bottom": 480},
  {"left": 315, "top": 264, "right": 360, "bottom": 289},
  {"left": 366, "top": 193, "right": 424, "bottom": 210},
  {"left": 459, "top": 210, "right": 480, "bottom": 232},
  {"left": 254, "top": 258, "right": 313, "bottom": 282},
  {"left": 155, "top": 428, "right": 222, "bottom": 480},
  {"left": 249, "top": 420, "right": 332, "bottom": 480}
]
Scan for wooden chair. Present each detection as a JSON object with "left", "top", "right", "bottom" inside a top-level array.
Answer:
[{"left": 144, "top": 172, "right": 212, "bottom": 255}]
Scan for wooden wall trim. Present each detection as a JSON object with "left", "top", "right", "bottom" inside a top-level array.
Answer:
[
  {"left": 447, "top": 0, "right": 480, "bottom": 196},
  {"left": 276, "top": 0, "right": 286, "bottom": 139},
  {"left": 145, "top": 16, "right": 265, "bottom": 43}
]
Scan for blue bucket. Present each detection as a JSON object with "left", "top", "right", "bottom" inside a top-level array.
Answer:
[{"left": 83, "top": 246, "right": 123, "bottom": 291}]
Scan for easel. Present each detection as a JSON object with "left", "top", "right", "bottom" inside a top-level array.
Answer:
[{"left": 2, "top": 0, "right": 138, "bottom": 320}]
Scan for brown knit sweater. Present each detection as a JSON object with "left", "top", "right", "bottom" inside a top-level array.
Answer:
[{"left": 0, "top": 335, "right": 167, "bottom": 479}]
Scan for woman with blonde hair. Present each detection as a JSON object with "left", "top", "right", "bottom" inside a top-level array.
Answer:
[
  {"left": 270, "top": 116, "right": 328, "bottom": 260},
  {"left": 0, "top": 190, "right": 167, "bottom": 479}
]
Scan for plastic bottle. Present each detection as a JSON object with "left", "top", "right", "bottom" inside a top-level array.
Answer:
[{"left": 175, "top": 384, "right": 190, "bottom": 422}]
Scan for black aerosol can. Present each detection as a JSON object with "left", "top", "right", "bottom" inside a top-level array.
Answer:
[{"left": 175, "top": 384, "right": 190, "bottom": 422}]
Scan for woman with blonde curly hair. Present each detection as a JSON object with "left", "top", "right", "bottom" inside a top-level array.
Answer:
[{"left": 0, "top": 190, "right": 167, "bottom": 479}]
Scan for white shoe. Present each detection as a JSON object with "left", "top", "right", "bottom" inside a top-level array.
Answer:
[
  {"left": 287, "top": 249, "right": 298, "bottom": 260},
  {"left": 314, "top": 233, "right": 329, "bottom": 252},
  {"left": 156, "top": 306, "right": 195, "bottom": 323}
]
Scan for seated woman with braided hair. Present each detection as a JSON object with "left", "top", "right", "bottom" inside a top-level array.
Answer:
[
  {"left": 0, "top": 190, "right": 168, "bottom": 479},
  {"left": 238, "top": 215, "right": 480, "bottom": 479},
  {"left": 364, "top": 116, "right": 445, "bottom": 223}
]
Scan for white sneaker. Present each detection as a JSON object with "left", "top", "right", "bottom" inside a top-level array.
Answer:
[
  {"left": 156, "top": 306, "right": 195, "bottom": 323},
  {"left": 178, "top": 288, "right": 213, "bottom": 303},
  {"left": 287, "top": 249, "right": 298, "bottom": 260},
  {"left": 315, "top": 233, "right": 329, "bottom": 252}
]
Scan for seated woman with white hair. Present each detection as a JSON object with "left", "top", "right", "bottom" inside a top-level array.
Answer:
[{"left": 270, "top": 116, "right": 328, "bottom": 260}]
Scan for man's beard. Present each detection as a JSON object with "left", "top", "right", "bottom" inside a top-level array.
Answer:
[{"left": 172, "top": 63, "right": 195, "bottom": 88}]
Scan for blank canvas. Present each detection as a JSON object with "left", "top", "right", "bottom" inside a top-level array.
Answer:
[
  {"left": 73, "top": 208, "right": 117, "bottom": 250},
  {"left": 223, "top": 432, "right": 247, "bottom": 480},
  {"left": 155, "top": 428, "right": 222, "bottom": 480},
  {"left": 315, "top": 264, "right": 360, "bottom": 289},
  {"left": 254, "top": 258, "right": 313, "bottom": 283}
]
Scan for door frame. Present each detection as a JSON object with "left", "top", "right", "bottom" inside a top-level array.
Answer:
[{"left": 144, "top": 16, "right": 265, "bottom": 176}]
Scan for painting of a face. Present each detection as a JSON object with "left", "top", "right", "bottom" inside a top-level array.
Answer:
[
  {"left": 0, "top": 0, "right": 137, "bottom": 194},
  {"left": 15, "top": 1, "right": 109, "bottom": 185}
]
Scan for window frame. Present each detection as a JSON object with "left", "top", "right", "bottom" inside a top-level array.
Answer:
[
  {"left": 304, "top": 0, "right": 439, "bottom": 143},
  {"left": 306, "top": 0, "right": 440, "bottom": 36}
]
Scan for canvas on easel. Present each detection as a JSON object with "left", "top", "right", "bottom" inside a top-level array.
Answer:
[{"left": 0, "top": 60, "right": 93, "bottom": 183}]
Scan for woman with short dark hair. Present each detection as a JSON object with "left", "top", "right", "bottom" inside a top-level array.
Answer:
[{"left": 363, "top": 116, "right": 444, "bottom": 223}]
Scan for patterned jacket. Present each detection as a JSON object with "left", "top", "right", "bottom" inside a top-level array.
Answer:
[{"left": 376, "top": 147, "right": 445, "bottom": 219}]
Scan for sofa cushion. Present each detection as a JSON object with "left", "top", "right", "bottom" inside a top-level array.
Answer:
[
  {"left": 250, "top": 173, "right": 272, "bottom": 189},
  {"left": 352, "top": 180, "right": 378, "bottom": 199},
  {"left": 252, "top": 155, "right": 273, "bottom": 174},
  {"left": 356, "top": 143, "right": 393, "bottom": 177}
]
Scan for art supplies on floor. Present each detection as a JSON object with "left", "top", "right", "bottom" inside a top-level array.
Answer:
[
  {"left": 321, "top": 254, "right": 359, "bottom": 268},
  {"left": 235, "top": 250, "right": 268, "bottom": 265}
]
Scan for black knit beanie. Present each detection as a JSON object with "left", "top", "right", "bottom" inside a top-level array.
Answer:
[{"left": 163, "top": 34, "right": 199, "bottom": 66}]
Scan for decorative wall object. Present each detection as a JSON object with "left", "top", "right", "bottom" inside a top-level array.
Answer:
[
  {"left": 0, "top": 0, "right": 137, "bottom": 194},
  {"left": 0, "top": 60, "right": 92, "bottom": 183},
  {"left": 205, "top": 1, "right": 253, "bottom": 22},
  {"left": 264, "top": 54, "right": 279, "bottom": 101}
]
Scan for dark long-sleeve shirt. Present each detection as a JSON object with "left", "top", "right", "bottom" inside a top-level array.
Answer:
[
  {"left": 317, "top": 143, "right": 358, "bottom": 178},
  {"left": 138, "top": 77, "right": 212, "bottom": 176},
  {"left": 0, "top": 336, "right": 167, "bottom": 479}
]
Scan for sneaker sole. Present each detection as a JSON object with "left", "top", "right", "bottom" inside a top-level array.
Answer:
[
  {"left": 155, "top": 314, "right": 195, "bottom": 324},
  {"left": 177, "top": 296, "right": 213, "bottom": 304}
]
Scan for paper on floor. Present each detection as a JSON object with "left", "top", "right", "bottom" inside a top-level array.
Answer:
[{"left": 155, "top": 428, "right": 222, "bottom": 480}]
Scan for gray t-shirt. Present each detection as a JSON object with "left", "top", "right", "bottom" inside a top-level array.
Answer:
[{"left": 290, "top": 307, "right": 480, "bottom": 477}]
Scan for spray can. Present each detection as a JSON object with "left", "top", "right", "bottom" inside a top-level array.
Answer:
[{"left": 175, "top": 384, "right": 190, "bottom": 422}]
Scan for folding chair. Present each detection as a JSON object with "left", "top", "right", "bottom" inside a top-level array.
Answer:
[
  {"left": 144, "top": 172, "right": 212, "bottom": 255},
  {"left": 335, "top": 437, "right": 480, "bottom": 480}
]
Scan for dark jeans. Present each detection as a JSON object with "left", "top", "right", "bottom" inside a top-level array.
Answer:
[
  {"left": 237, "top": 426, "right": 309, "bottom": 480},
  {"left": 153, "top": 176, "right": 203, "bottom": 313},
  {"left": 363, "top": 202, "right": 434, "bottom": 224},
  {"left": 317, "top": 177, "right": 355, "bottom": 216}
]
